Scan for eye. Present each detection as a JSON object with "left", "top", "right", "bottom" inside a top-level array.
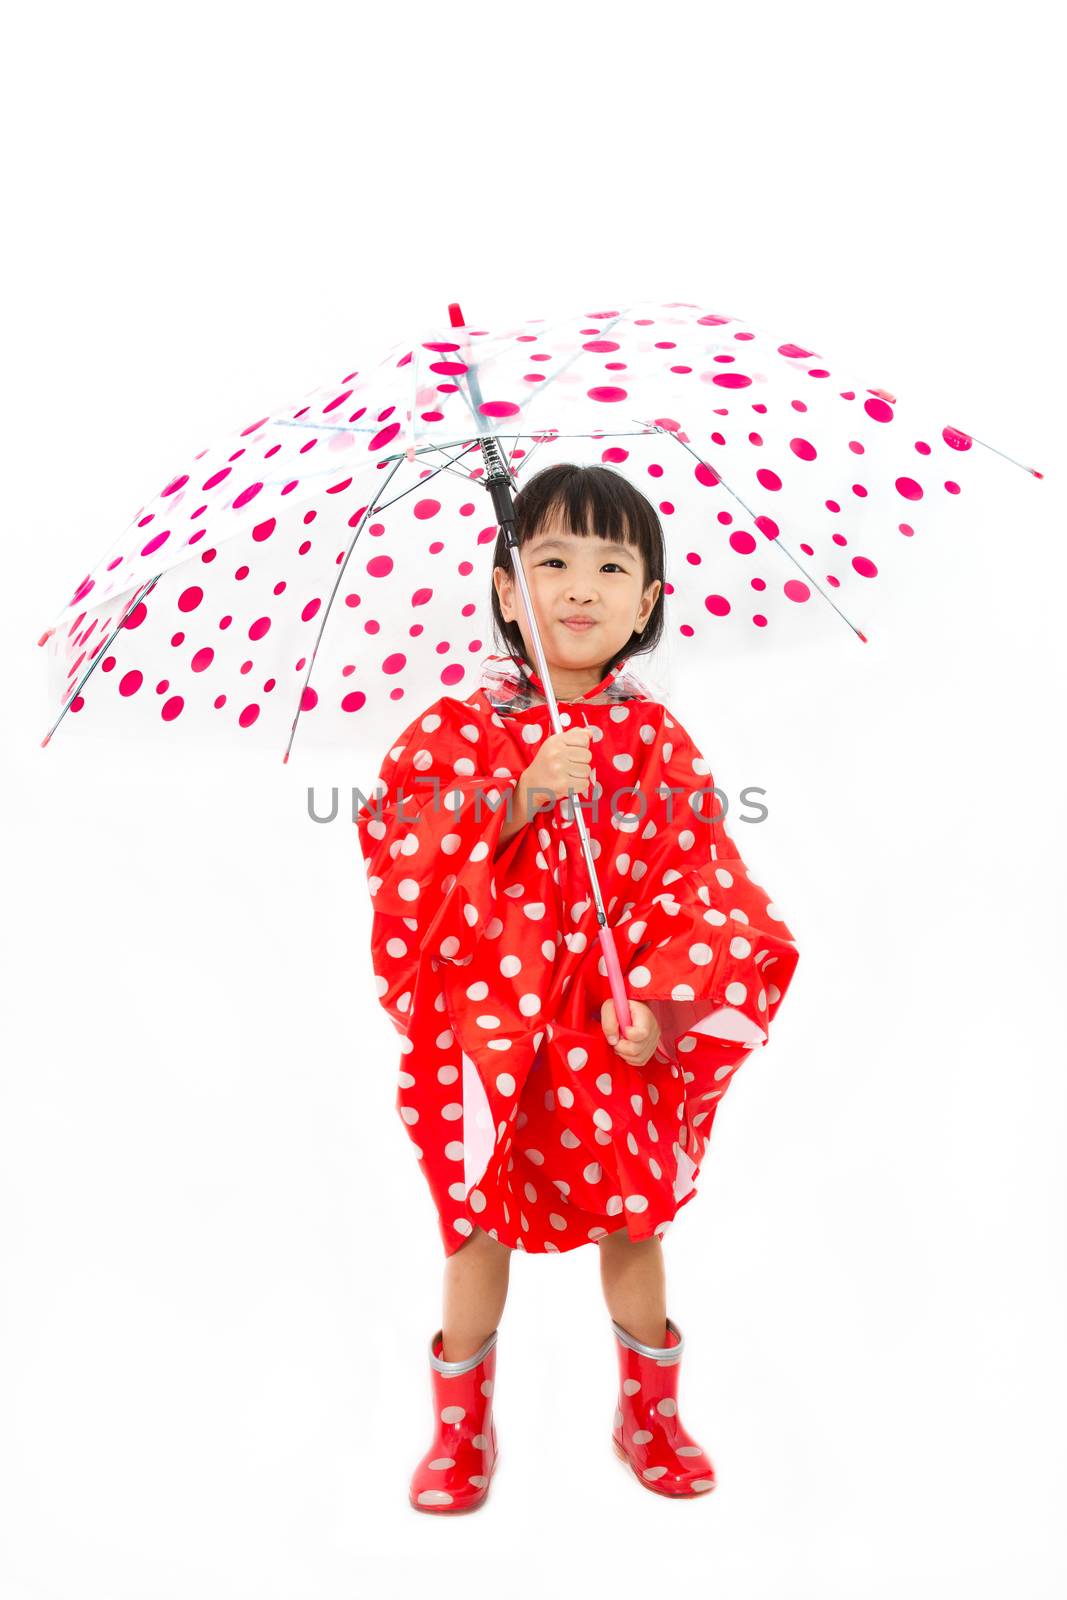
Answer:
[{"left": 539, "top": 558, "right": 627, "bottom": 572}]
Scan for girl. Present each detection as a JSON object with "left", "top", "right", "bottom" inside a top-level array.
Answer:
[{"left": 357, "top": 463, "right": 800, "bottom": 1511}]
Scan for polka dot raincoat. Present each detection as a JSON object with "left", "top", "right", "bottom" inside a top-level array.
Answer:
[{"left": 356, "top": 652, "right": 801, "bottom": 1256}]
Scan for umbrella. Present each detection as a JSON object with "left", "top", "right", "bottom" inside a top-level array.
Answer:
[{"left": 38, "top": 296, "right": 1045, "bottom": 1038}]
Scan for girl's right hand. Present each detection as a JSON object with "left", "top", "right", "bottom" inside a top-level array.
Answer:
[{"left": 521, "top": 726, "right": 594, "bottom": 803}]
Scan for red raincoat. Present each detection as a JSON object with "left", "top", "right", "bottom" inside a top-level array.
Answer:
[{"left": 356, "top": 653, "right": 800, "bottom": 1256}]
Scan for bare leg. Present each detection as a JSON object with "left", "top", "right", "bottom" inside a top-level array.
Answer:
[
  {"left": 597, "top": 1225, "right": 668, "bottom": 1347},
  {"left": 441, "top": 1226, "right": 513, "bottom": 1362}
]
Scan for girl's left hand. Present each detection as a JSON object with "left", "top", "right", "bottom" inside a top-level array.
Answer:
[{"left": 600, "top": 997, "right": 661, "bottom": 1068}]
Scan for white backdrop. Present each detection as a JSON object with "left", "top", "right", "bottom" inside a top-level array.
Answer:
[{"left": 3, "top": 1, "right": 1064, "bottom": 1596}]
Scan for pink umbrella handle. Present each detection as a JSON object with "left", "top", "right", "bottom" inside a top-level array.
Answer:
[{"left": 598, "top": 925, "right": 633, "bottom": 1033}]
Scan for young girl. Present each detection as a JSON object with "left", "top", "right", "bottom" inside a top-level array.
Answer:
[{"left": 357, "top": 463, "right": 800, "bottom": 1511}]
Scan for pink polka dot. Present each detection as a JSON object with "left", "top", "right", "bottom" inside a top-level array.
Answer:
[
  {"left": 783, "top": 580, "right": 810, "bottom": 603},
  {"left": 191, "top": 647, "right": 214, "bottom": 671},
  {"left": 790, "top": 438, "right": 817, "bottom": 461},
  {"left": 301, "top": 686, "right": 318, "bottom": 710},
  {"left": 161, "top": 696, "right": 184, "bottom": 721},
  {"left": 141, "top": 530, "right": 171, "bottom": 557},
  {"left": 755, "top": 515, "right": 780, "bottom": 541},
  {"left": 712, "top": 372, "right": 752, "bottom": 388},
  {"left": 238, "top": 703, "right": 259, "bottom": 728},
  {"left": 367, "top": 556, "right": 393, "bottom": 578},
  {"left": 695, "top": 462, "right": 719, "bottom": 488},
  {"left": 587, "top": 386, "right": 628, "bottom": 403},
  {"left": 729, "top": 531, "right": 756, "bottom": 555},
  {"left": 161, "top": 475, "right": 188, "bottom": 497},
  {"left": 383, "top": 653, "right": 407, "bottom": 675},
  {"left": 852, "top": 556, "right": 878, "bottom": 577},
  {"left": 249, "top": 617, "right": 271, "bottom": 641},
  {"left": 704, "top": 594, "right": 731, "bottom": 617},
  {"left": 895, "top": 477, "right": 923, "bottom": 500},
  {"left": 479, "top": 401, "right": 521, "bottom": 418},
  {"left": 323, "top": 389, "right": 354, "bottom": 414},
  {"left": 441, "top": 663, "right": 466, "bottom": 686},
  {"left": 341, "top": 690, "right": 366, "bottom": 713},
  {"left": 943, "top": 427, "right": 973, "bottom": 451},
  {"left": 252, "top": 518, "right": 276, "bottom": 542},
  {"left": 233, "top": 483, "right": 264, "bottom": 510},
  {"left": 178, "top": 586, "right": 203, "bottom": 613},
  {"left": 369, "top": 423, "right": 401, "bottom": 451},
  {"left": 864, "top": 398, "right": 894, "bottom": 423},
  {"left": 119, "top": 670, "right": 143, "bottom": 697},
  {"left": 414, "top": 499, "right": 441, "bottom": 520},
  {"left": 756, "top": 468, "right": 782, "bottom": 491}
]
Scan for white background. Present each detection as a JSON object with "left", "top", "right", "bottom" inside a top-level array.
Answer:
[{"left": 3, "top": 1, "right": 1064, "bottom": 1595}]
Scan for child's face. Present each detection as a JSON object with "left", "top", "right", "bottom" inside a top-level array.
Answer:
[{"left": 493, "top": 508, "right": 661, "bottom": 674}]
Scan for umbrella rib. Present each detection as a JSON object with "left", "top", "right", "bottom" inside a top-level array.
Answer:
[
  {"left": 40, "top": 575, "right": 163, "bottom": 747},
  {"left": 655, "top": 425, "right": 869, "bottom": 643},
  {"left": 283, "top": 454, "right": 408, "bottom": 762}
]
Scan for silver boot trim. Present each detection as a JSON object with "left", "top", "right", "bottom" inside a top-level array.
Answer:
[
  {"left": 611, "top": 1315, "right": 684, "bottom": 1362},
  {"left": 429, "top": 1326, "right": 498, "bottom": 1374}
]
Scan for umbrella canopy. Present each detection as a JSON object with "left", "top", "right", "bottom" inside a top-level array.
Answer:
[{"left": 38, "top": 297, "right": 1043, "bottom": 758}]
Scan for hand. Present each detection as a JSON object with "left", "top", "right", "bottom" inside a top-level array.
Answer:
[
  {"left": 520, "top": 726, "right": 594, "bottom": 805},
  {"left": 600, "top": 997, "right": 661, "bottom": 1068}
]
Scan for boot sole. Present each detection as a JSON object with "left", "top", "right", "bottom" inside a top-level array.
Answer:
[{"left": 612, "top": 1435, "right": 717, "bottom": 1498}]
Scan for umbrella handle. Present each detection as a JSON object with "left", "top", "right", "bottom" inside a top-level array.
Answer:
[{"left": 598, "top": 925, "right": 633, "bottom": 1034}]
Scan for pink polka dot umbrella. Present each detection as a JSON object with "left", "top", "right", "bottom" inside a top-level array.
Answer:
[
  {"left": 39, "top": 295, "right": 1042, "bottom": 761},
  {"left": 38, "top": 296, "right": 1043, "bottom": 1032}
]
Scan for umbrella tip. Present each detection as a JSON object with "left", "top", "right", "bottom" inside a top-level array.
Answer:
[
  {"left": 40, "top": 732, "right": 51, "bottom": 747},
  {"left": 282, "top": 750, "right": 289, "bottom": 765},
  {"left": 1031, "top": 467, "right": 1045, "bottom": 479},
  {"left": 37, "top": 627, "right": 55, "bottom": 646},
  {"left": 857, "top": 630, "right": 868, "bottom": 644},
  {"left": 448, "top": 302, "right": 465, "bottom": 328}
]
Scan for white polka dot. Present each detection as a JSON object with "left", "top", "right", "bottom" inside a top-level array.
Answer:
[
  {"left": 643, "top": 1465, "right": 668, "bottom": 1481},
  {"left": 657, "top": 1397, "right": 677, "bottom": 1415},
  {"left": 688, "top": 943, "right": 713, "bottom": 965},
  {"left": 595, "top": 1073, "right": 613, "bottom": 1095},
  {"left": 428, "top": 1456, "right": 455, "bottom": 1470},
  {"left": 496, "top": 1073, "right": 516, "bottom": 1095},
  {"left": 629, "top": 966, "right": 651, "bottom": 987},
  {"left": 500, "top": 954, "right": 522, "bottom": 977},
  {"left": 583, "top": 1162, "right": 602, "bottom": 1183},
  {"left": 440, "top": 1405, "right": 465, "bottom": 1423},
  {"left": 549, "top": 1213, "right": 568, "bottom": 1231},
  {"left": 715, "top": 867, "right": 734, "bottom": 887},
  {"left": 476, "top": 1014, "right": 501, "bottom": 1029},
  {"left": 398, "top": 878, "right": 420, "bottom": 901},
  {"left": 469, "top": 1189, "right": 486, "bottom": 1212},
  {"left": 466, "top": 980, "right": 489, "bottom": 1001},
  {"left": 624, "top": 1194, "right": 648, "bottom": 1213},
  {"left": 557, "top": 1086, "right": 575, "bottom": 1108},
  {"left": 441, "top": 1102, "right": 463, "bottom": 1121},
  {"left": 400, "top": 1106, "right": 419, "bottom": 1125},
  {"left": 632, "top": 1428, "right": 654, "bottom": 1444},
  {"left": 519, "top": 993, "right": 541, "bottom": 1016},
  {"left": 567, "top": 1048, "right": 588, "bottom": 1069},
  {"left": 724, "top": 982, "right": 747, "bottom": 1005},
  {"left": 386, "top": 937, "right": 408, "bottom": 957},
  {"left": 593, "top": 1108, "right": 613, "bottom": 1131},
  {"left": 623, "top": 1378, "right": 641, "bottom": 1395},
  {"left": 730, "top": 935, "right": 752, "bottom": 958},
  {"left": 417, "top": 1489, "right": 454, "bottom": 1505}
]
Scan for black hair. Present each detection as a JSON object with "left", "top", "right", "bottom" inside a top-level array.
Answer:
[{"left": 489, "top": 462, "right": 666, "bottom": 676}]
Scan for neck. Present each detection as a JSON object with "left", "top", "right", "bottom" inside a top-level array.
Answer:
[{"left": 535, "top": 658, "right": 613, "bottom": 702}]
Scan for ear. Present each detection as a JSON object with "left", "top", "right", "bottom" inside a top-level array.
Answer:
[
  {"left": 637, "top": 577, "right": 662, "bottom": 630},
  {"left": 493, "top": 564, "right": 514, "bottom": 622}
]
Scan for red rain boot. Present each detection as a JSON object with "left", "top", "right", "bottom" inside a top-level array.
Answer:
[
  {"left": 610, "top": 1316, "right": 717, "bottom": 1497},
  {"left": 408, "top": 1326, "right": 499, "bottom": 1513}
]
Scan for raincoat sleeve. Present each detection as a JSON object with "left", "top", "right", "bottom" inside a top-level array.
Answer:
[
  {"left": 355, "top": 696, "right": 531, "bottom": 1033},
  {"left": 621, "top": 706, "right": 801, "bottom": 1070}
]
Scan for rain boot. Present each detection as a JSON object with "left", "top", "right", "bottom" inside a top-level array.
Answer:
[
  {"left": 610, "top": 1315, "right": 717, "bottom": 1497},
  {"left": 409, "top": 1326, "right": 499, "bottom": 1513}
]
